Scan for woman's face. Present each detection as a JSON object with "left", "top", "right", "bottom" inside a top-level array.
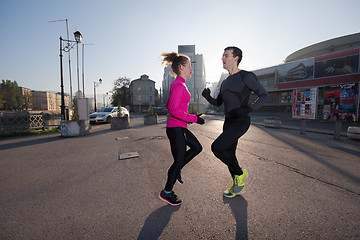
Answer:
[{"left": 180, "top": 60, "right": 193, "bottom": 79}]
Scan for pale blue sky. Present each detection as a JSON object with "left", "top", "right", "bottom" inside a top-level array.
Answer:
[{"left": 0, "top": 0, "right": 359, "bottom": 103}]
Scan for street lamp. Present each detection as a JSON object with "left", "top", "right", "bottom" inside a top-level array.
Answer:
[
  {"left": 59, "top": 31, "right": 82, "bottom": 121},
  {"left": 74, "top": 31, "right": 82, "bottom": 43},
  {"left": 94, "top": 78, "right": 102, "bottom": 112},
  {"left": 73, "top": 31, "right": 83, "bottom": 97}
]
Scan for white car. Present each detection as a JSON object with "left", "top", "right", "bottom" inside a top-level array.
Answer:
[{"left": 89, "top": 107, "right": 129, "bottom": 123}]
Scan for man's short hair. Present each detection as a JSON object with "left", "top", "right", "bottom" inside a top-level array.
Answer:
[{"left": 224, "top": 46, "right": 242, "bottom": 66}]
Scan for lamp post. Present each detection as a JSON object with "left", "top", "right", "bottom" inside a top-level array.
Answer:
[
  {"left": 106, "top": 92, "right": 109, "bottom": 107},
  {"left": 59, "top": 37, "right": 66, "bottom": 120},
  {"left": 94, "top": 78, "right": 102, "bottom": 112},
  {"left": 191, "top": 59, "right": 198, "bottom": 112},
  {"left": 49, "top": 19, "right": 74, "bottom": 99},
  {"left": 82, "top": 43, "right": 94, "bottom": 98},
  {"left": 74, "top": 31, "right": 82, "bottom": 97},
  {"left": 103, "top": 92, "right": 109, "bottom": 107},
  {"left": 59, "top": 31, "right": 82, "bottom": 121}
]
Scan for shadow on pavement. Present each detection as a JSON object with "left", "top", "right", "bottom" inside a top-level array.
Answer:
[
  {"left": 257, "top": 127, "right": 360, "bottom": 186},
  {"left": 223, "top": 196, "right": 248, "bottom": 240},
  {"left": 0, "top": 133, "right": 63, "bottom": 151},
  {"left": 137, "top": 204, "right": 180, "bottom": 240}
]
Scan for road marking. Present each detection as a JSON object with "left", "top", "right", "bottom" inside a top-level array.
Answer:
[{"left": 115, "top": 136, "right": 129, "bottom": 140}]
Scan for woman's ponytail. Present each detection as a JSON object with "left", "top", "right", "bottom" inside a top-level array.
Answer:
[{"left": 160, "top": 52, "right": 190, "bottom": 76}]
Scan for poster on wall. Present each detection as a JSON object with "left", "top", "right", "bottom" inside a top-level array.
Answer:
[
  {"left": 323, "top": 84, "right": 358, "bottom": 121},
  {"left": 292, "top": 88, "right": 317, "bottom": 119}
]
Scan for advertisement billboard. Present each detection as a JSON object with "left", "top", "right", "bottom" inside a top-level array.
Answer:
[
  {"left": 292, "top": 88, "right": 317, "bottom": 119},
  {"left": 279, "top": 58, "right": 314, "bottom": 83},
  {"left": 323, "top": 84, "right": 358, "bottom": 121}
]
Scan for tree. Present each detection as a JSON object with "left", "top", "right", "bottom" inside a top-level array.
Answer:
[
  {"left": 0, "top": 80, "right": 23, "bottom": 110},
  {"left": 0, "top": 95, "right": 4, "bottom": 109},
  {"left": 111, "top": 77, "right": 131, "bottom": 107}
]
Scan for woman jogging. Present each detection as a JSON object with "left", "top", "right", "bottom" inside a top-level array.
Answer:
[
  {"left": 202, "top": 46, "right": 269, "bottom": 198},
  {"left": 159, "top": 52, "right": 205, "bottom": 206}
]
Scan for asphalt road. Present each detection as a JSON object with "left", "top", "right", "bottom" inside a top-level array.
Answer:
[{"left": 1, "top": 114, "right": 359, "bottom": 239}]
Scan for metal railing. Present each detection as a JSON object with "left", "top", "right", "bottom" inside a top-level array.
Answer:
[{"left": 0, "top": 112, "right": 47, "bottom": 134}]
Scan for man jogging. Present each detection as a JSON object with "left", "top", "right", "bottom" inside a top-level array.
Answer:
[{"left": 202, "top": 46, "right": 269, "bottom": 198}]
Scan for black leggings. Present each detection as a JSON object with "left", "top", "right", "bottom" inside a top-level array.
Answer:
[
  {"left": 211, "top": 118, "right": 250, "bottom": 178},
  {"left": 164, "top": 127, "right": 202, "bottom": 191}
]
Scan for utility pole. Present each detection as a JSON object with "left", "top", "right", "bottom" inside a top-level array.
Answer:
[{"left": 49, "top": 19, "right": 74, "bottom": 101}]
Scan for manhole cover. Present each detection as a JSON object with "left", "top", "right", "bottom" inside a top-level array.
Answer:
[{"left": 118, "top": 152, "right": 139, "bottom": 160}]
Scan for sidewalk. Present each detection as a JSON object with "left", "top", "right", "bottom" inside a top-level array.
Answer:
[{"left": 250, "top": 110, "right": 360, "bottom": 137}]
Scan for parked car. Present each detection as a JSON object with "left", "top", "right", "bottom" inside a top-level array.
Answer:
[
  {"left": 147, "top": 106, "right": 169, "bottom": 115},
  {"left": 89, "top": 107, "right": 129, "bottom": 124},
  {"left": 153, "top": 107, "right": 168, "bottom": 115}
]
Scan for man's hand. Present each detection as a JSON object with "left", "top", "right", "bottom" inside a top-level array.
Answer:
[{"left": 202, "top": 88, "right": 211, "bottom": 100}]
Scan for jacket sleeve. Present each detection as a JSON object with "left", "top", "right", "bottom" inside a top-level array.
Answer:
[
  {"left": 166, "top": 84, "right": 198, "bottom": 123},
  {"left": 203, "top": 83, "right": 223, "bottom": 106},
  {"left": 205, "top": 93, "right": 223, "bottom": 106},
  {"left": 245, "top": 72, "right": 269, "bottom": 111}
]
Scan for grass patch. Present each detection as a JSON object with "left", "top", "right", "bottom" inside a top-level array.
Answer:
[{"left": 0, "top": 127, "right": 60, "bottom": 139}]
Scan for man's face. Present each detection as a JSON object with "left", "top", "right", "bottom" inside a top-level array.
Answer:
[{"left": 222, "top": 49, "right": 238, "bottom": 70}]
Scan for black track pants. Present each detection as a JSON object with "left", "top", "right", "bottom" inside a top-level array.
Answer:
[
  {"left": 164, "top": 127, "right": 202, "bottom": 191},
  {"left": 211, "top": 118, "right": 250, "bottom": 178}
]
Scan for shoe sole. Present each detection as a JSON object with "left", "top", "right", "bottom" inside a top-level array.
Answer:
[
  {"left": 223, "top": 193, "right": 236, "bottom": 198},
  {"left": 158, "top": 194, "right": 182, "bottom": 206}
]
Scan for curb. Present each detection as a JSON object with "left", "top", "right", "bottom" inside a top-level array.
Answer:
[{"left": 252, "top": 122, "right": 348, "bottom": 137}]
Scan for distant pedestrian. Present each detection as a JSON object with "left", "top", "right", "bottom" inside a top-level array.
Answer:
[
  {"left": 202, "top": 46, "right": 269, "bottom": 198},
  {"left": 159, "top": 52, "right": 205, "bottom": 206}
]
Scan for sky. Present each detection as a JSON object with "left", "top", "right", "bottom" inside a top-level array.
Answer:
[{"left": 1, "top": 0, "right": 359, "bottom": 104}]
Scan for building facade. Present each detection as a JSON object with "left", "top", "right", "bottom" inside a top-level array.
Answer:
[
  {"left": 19, "top": 87, "right": 33, "bottom": 110},
  {"left": 162, "top": 45, "right": 207, "bottom": 113},
  {"left": 130, "top": 74, "right": 156, "bottom": 112},
  {"left": 251, "top": 33, "right": 360, "bottom": 121},
  {"left": 31, "top": 91, "right": 71, "bottom": 114}
]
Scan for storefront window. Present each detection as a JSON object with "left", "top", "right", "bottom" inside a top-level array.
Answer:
[
  {"left": 315, "top": 55, "right": 359, "bottom": 78},
  {"left": 280, "top": 91, "right": 292, "bottom": 104}
]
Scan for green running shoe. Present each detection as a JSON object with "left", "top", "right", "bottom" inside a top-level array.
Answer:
[
  {"left": 233, "top": 169, "right": 247, "bottom": 194},
  {"left": 223, "top": 169, "right": 248, "bottom": 198}
]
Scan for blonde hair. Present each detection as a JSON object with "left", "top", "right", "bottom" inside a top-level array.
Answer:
[{"left": 160, "top": 52, "right": 190, "bottom": 76}]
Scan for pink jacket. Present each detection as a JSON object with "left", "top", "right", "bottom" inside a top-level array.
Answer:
[{"left": 166, "top": 76, "right": 198, "bottom": 128}]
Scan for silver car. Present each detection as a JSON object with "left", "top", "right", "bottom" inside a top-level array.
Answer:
[{"left": 89, "top": 107, "right": 129, "bottom": 123}]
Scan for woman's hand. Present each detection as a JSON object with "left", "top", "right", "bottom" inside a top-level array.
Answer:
[{"left": 196, "top": 113, "right": 205, "bottom": 125}]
